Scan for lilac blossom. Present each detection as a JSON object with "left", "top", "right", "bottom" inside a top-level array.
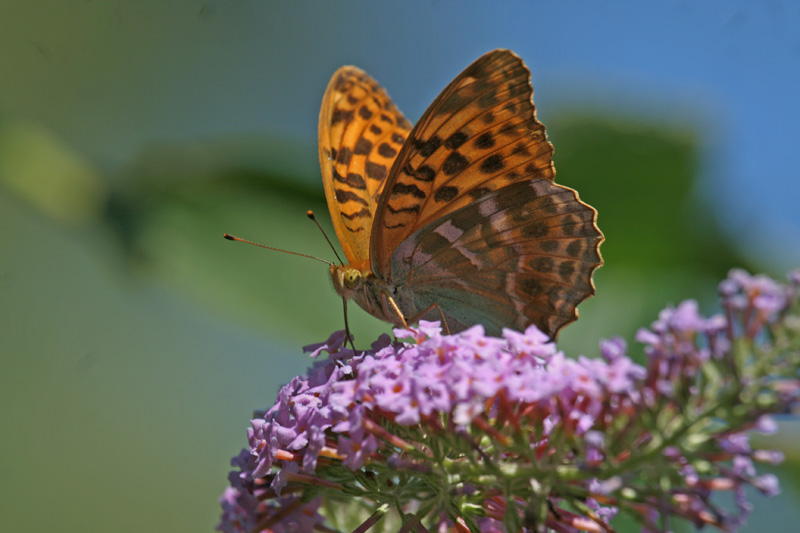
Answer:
[{"left": 218, "top": 269, "right": 800, "bottom": 532}]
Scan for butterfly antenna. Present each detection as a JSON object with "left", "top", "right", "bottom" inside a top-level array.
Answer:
[
  {"left": 223, "top": 234, "right": 334, "bottom": 265},
  {"left": 306, "top": 211, "right": 345, "bottom": 265}
]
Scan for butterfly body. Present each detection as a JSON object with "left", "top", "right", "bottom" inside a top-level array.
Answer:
[
  {"left": 330, "top": 264, "right": 418, "bottom": 329},
  {"left": 320, "top": 50, "right": 603, "bottom": 338}
]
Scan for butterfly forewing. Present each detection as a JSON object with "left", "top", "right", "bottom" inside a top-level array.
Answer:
[
  {"left": 319, "top": 66, "right": 411, "bottom": 269},
  {"left": 371, "top": 50, "right": 557, "bottom": 276}
]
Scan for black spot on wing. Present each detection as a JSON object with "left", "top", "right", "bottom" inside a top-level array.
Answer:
[
  {"left": 387, "top": 203, "right": 420, "bottom": 215},
  {"left": 392, "top": 182, "right": 426, "bottom": 199},
  {"left": 443, "top": 151, "right": 469, "bottom": 175},
  {"left": 354, "top": 138, "right": 373, "bottom": 155},
  {"left": 530, "top": 256, "right": 554, "bottom": 274},
  {"left": 434, "top": 186, "right": 459, "bottom": 202},
  {"left": 444, "top": 131, "right": 468, "bottom": 150},
  {"left": 332, "top": 109, "right": 354, "bottom": 124},
  {"left": 521, "top": 221, "right": 550, "bottom": 239},
  {"left": 520, "top": 276, "right": 545, "bottom": 295},
  {"left": 414, "top": 165, "right": 436, "bottom": 182},
  {"left": 332, "top": 168, "right": 366, "bottom": 190},
  {"left": 468, "top": 187, "right": 492, "bottom": 200},
  {"left": 507, "top": 79, "right": 529, "bottom": 98},
  {"left": 342, "top": 222, "right": 365, "bottom": 233},
  {"left": 341, "top": 207, "right": 371, "bottom": 220},
  {"left": 558, "top": 261, "right": 576, "bottom": 280},
  {"left": 335, "top": 188, "right": 369, "bottom": 206},
  {"left": 414, "top": 135, "right": 442, "bottom": 157},
  {"left": 565, "top": 241, "right": 581, "bottom": 258},
  {"left": 474, "top": 132, "right": 495, "bottom": 149},
  {"left": 365, "top": 161, "right": 387, "bottom": 181},
  {"left": 336, "top": 147, "right": 352, "bottom": 166},
  {"left": 511, "top": 143, "right": 530, "bottom": 157},
  {"left": 378, "top": 143, "right": 397, "bottom": 158},
  {"left": 499, "top": 122, "right": 517, "bottom": 136},
  {"left": 480, "top": 154, "right": 505, "bottom": 174}
]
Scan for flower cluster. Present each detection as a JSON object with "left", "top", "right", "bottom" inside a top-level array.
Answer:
[{"left": 218, "top": 269, "right": 800, "bottom": 532}]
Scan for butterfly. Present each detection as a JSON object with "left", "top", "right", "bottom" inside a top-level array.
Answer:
[{"left": 319, "top": 49, "right": 603, "bottom": 338}]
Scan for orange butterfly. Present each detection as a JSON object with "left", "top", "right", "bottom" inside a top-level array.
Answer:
[{"left": 319, "top": 50, "right": 603, "bottom": 338}]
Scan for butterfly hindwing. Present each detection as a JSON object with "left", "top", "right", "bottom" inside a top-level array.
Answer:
[
  {"left": 319, "top": 66, "right": 411, "bottom": 269},
  {"left": 371, "top": 50, "right": 556, "bottom": 275},
  {"left": 390, "top": 179, "right": 603, "bottom": 336}
]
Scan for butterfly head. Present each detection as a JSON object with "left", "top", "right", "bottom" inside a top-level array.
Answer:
[{"left": 330, "top": 264, "right": 364, "bottom": 300}]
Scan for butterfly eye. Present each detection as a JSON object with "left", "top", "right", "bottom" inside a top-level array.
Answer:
[{"left": 344, "top": 269, "right": 362, "bottom": 290}]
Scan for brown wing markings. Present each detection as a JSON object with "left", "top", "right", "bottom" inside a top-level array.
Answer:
[
  {"left": 372, "top": 51, "right": 557, "bottom": 274},
  {"left": 417, "top": 131, "right": 551, "bottom": 222},
  {"left": 408, "top": 269, "right": 582, "bottom": 337},
  {"left": 406, "top": 81, "right": 552, "bottom": 224},
  {"left": 396, "top": 54, "right": 525, "bottom": 165},
  {"left": 409, "top": 60, "right": 534, "bottom": 158},
  {"left": 394, "top": 63, "right": 530, "bottom": 169},
  {"left": 410, "top": 268, "right": 585, "bottom": 312},
  {"left": 407, "top": 68, "right": 532, "bottom": 173},
  {"left": 429, "top": 53, "right": 522, "bottom": 120},
  {"left": 403, "top": 181, "right": 592, "bottom": 257},
  {"left": 320, "top": 65, "right": 411, "bottom": 268},
  {"left": 386, "top": 177, "right": 602, "bottom": 336},
  {"left": 407, "top": 261, "right": 597, "bottom": 337},
  {"left": 409, "top": 205, "right": 600, "bottom": 278}
]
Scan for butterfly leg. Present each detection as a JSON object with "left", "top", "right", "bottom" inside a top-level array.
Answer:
[
  {"left": 382, "top": 293, "right": 452, "bottom": 335},
  {"left": 406, "top": 303, "right": 452, "bottom": 335},
  {"left": 382, "top": 292, "right": 412, "bottom": 331},
  {"left": 341, "top": 298, "right": 357, "bottom": 352}
]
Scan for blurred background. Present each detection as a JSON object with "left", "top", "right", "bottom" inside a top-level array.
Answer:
[{"left": 2, "top": 1, "right": 799, "bottom": 531}]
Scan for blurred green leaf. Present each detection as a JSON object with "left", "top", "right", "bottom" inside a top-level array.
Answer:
[{"left": 0, "top": 120, "right": 104, "bottom": 224}]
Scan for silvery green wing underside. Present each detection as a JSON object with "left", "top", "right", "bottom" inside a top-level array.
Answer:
[{"left": 389, "top": 179, "right": 602, "bottom": 337}]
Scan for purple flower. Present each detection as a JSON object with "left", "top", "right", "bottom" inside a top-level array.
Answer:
[
  {"left": 271, "top": 461, "right": 299, "bottom": 495},
  {"left": 753, "top": 474, "right": 781, "bottom": 497},
  {"left": 303, "top": 329, "right": 348, "bottom": 358},
  {"left": 339, "top": 426, "right": 379, "bottom": 470},
  {"left": 753, "top": 449, "right": 785, "bottom": 465},
  {"left": 218, "top": 268, "right": 800, "bottom": 532},
  {"left": 216, "top": 486, "right": 258, "bottom": 533},
  {"left": 503, "top": 324, "right": 557, "bottom": 360},
  {"left": 755, "top": 415, "right": 778, "bottom": 434},
  {"left": 599, "top": 337, "right": 626, "bottom": 362},
  {"left": 653, "top": 300, "right": 704, "bottom": 333},
  {"left": 720, "top": 268, "right": 793, "bottom": 339},
  {"left": 721, "top": 433, "right": 751, "bottom": 455}
]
